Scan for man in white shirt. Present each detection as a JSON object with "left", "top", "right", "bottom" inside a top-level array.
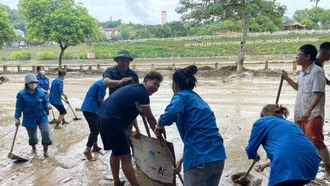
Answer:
[{"left": 282, "top": 44, "right": 330, "bottom": 176}]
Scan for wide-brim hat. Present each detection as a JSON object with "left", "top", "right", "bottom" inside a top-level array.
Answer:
[
  {"left": 25, "top": 73, "right": 38, "bottom": 84},
  {"left": 114, "top": 49, "right": 133, "bottom": 62}
]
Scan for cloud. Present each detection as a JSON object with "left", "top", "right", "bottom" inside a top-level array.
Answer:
[{"left": 1, "top": 0, "right": 330, "bottom": 24}]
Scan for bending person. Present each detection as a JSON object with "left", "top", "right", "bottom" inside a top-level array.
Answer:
[
  {"left": 98, "top": 71, "right": 163, "bottom": 186},
  {"left": 246, "top": 104, "right": 321, "bottom": 186},
  {"left": 156, "top": 65, "right": 226, "bottom": 186},
  {"left": 81, "top": 79, "right": 106, "bottom": 161}
]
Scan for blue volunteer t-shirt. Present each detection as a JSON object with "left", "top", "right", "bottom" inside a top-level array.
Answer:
[
  {"left": 49, "top": 76, "right": 64, "bottom": 105},
  {"left": 98, "top": 84, "right": 149, "bottom": 128},
  {"left": 36, "top": 74, "right": 50, "bottom": 91},
  {"left": 81, "top": 79, "right": 106, "bottom": 114},
  {"left": 158, "top": 90, "right": 226, "bottom": 171},
  {"left": 14, "top": 88, "right": 49, "bottom": 128},
  {"left": 246, "top": 116, "right": 321, "bottom": 186}
]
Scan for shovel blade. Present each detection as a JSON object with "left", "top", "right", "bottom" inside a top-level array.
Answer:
[
  {"left": 73, "top": 118, "right": 82, "bottom": 121},
  {"left": 8, "top": 153, "right": 29, "bottom": 162}
]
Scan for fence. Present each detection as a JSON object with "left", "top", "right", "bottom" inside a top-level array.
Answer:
[{"left": 0, "top": 60, "right": 300, "bottom": 74}]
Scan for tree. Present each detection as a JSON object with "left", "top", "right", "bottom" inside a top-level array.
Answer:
[
  {"left": 292, "top": 7, "right": 327, "bottom": 29},
  {"left": 0, "top": 4, "right": 16, "bottom": 49},
  {"left": 18, "top": 0, "right": 101, "bottom": 68},
  {"left": 319, "top": 9, "right": 330, "bottom": 29},
  {"left": 168, "top": 21, "right": 188, "bottom": 37},
  {"left": 176, "top": 0, "right": 286, "bottom": 72},
  {"left": 99, "top": 19, "right": 122, "bottom": 28},
  {"left": 2, "top": 4, "right": 27, "bottom": 33},
  {"left": 156, "top": 24, "right": 172, "bottom": 38}
]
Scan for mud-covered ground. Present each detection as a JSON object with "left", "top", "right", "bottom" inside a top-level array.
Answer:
[{"left": 1, "top": 67, "right": 330, "bottom": 186}]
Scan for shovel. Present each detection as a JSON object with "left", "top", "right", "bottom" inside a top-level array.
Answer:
[
  {"left": 49, "top": 108, "right": 57, "bottom": 124},
  {"left": 8, "top": 126, "right": 29, "bottom": 162},
  {"left": 62, "top": 98, "right": 82, "bottom": 121},
  {"left": 233, "top": 161, "right": 257, "bottom": 185},
  {"left": 275, "top": 76, "right": 284, "bottom": 104}
]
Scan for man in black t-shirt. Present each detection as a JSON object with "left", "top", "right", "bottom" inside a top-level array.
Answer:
[{"left": 98, "top": 71, "right": 163, "bottom": 186}]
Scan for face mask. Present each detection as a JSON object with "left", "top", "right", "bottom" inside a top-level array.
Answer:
[
  {"left": 39, "top": 70, "right": 45, "bottom": 75},
  {"left": 28, "top": 83, "right": 38, "bottom": 90}
]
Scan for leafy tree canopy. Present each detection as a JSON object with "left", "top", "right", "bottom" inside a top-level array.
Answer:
[
  {"left": 293, "top": 7, "right": 330, "bottom": 29},
  {"left": 1, "top": 4, "right": 26, "bottom": 33},
  {"left": 18, "top": 0, "right": 101, "bottom": 67},
  {"left": 176, "top": 0, "right": 286, "bottom": 32},
  {"left": 0, "top": 4, "right": 17, "bottom": 49}
]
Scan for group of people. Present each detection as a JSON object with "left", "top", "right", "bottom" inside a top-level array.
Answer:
[
  {"left": 13, "top": 42, "right": 330, "bottom": 186},
  {"left": 14, "top": 66, "right": 69, "bottom": 157},
  {"left": 246, "top": 42, "right": 330, "bottom": 186}
]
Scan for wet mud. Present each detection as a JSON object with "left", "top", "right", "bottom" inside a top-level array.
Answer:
[{"left": 1, "top": 69, "right": 330, "bottom": 186}]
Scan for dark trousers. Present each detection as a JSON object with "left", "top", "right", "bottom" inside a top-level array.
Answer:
[{"left": 83, "top": 111, "right": 99, "bottom": 147}]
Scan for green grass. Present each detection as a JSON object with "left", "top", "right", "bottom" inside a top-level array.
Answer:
[{"left": 1, "top": 33, "right": 329, "bottom": 61}]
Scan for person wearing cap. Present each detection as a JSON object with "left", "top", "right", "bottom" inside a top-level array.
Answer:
[
  {"left": 103, "top": 49, "right": 139, "bottom": 95},
  {"left": 14, "top": 73, "right": 53, "bottom": 157},
  {"left": 102, "top": 49, "right": 140, "bottom": 185},
  {"left": 49, "top": 70, "right": 69, "bottom": 129}
]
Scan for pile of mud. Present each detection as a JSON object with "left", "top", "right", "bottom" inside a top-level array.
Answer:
[{"left": 0, "top": 76, "right": 9, "bottom": 85}]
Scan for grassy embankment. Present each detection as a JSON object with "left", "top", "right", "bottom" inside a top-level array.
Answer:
[{"left": 0, "top": 33, "right": 329, "bottom": 62}]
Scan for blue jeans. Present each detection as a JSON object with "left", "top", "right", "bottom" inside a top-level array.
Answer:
[
  {"left": 26, "top": 123, "right": 52, "bottom": 146},
  {"left": 184, "top": 160, "right": 225, "bottom": 186}
]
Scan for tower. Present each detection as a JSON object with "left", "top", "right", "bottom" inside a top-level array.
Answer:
[{"left": 161, "top": 11, "right": 167, "bottom": 25}]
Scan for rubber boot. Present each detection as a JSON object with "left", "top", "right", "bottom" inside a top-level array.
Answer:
[
  {"left": 92, "top": 143, "right": 102, "bottom": 152},
  {"left": 83, "top": 147, "right": 95, "bottom": 161},
  {"left": 43, "top": 146, "right": 49, "bottom": 157}
]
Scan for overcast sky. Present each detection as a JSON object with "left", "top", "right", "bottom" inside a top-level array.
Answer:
[{"left": 1, "top": 0, "right": 329, "bottom": 25}]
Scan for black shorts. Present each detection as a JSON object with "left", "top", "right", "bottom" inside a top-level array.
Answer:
[
  {"left": 98, "top": 117, "right": 130, "bottom": 156},
  {"left": 52, "top": 104, "right": 67, "bottom": 115}
]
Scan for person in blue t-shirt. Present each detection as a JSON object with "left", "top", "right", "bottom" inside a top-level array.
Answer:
[
  {"left": 155, "top": 65, "right": 226, "bottom": 186},
  {"left": 80, "top": 79, "right": 106, "bottom": 161},
  {"left": 98, "top": 71, "right": 163, "bottom": 186},
  {"left": 14, "top": 73, "right": 52, "bottom": 157},
  {"left": 49, "top": 70, "right": 69, "bottom": 129},
  {"left": 36, "top": 65, "right": 50, "bottom": 115},
  {"left": 246, "top": 104, "right": 321, "bottom": 186},
  {"left": 36, "top": 66, "right": 50, "bottom": 95}
]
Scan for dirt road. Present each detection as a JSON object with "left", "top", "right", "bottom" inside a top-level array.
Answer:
[{"left": 0, "top": 70, "right": 329, "bottom": 186}]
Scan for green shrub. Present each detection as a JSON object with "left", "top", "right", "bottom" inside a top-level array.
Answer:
[
  {"left": 62, "top": 51, "right": 74, "bottom": 60},
  {"left": 78, "top": 51, "right": 88, "bottom": 59},
  {"left": 1, "top": 57, "right": 7, "bottom": 61},
  {"left": 36, "top": 51, "right": 57, "bottom": 60},
  {"left": 10, "top": 50, "right": 31, "bottom": 61}
]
